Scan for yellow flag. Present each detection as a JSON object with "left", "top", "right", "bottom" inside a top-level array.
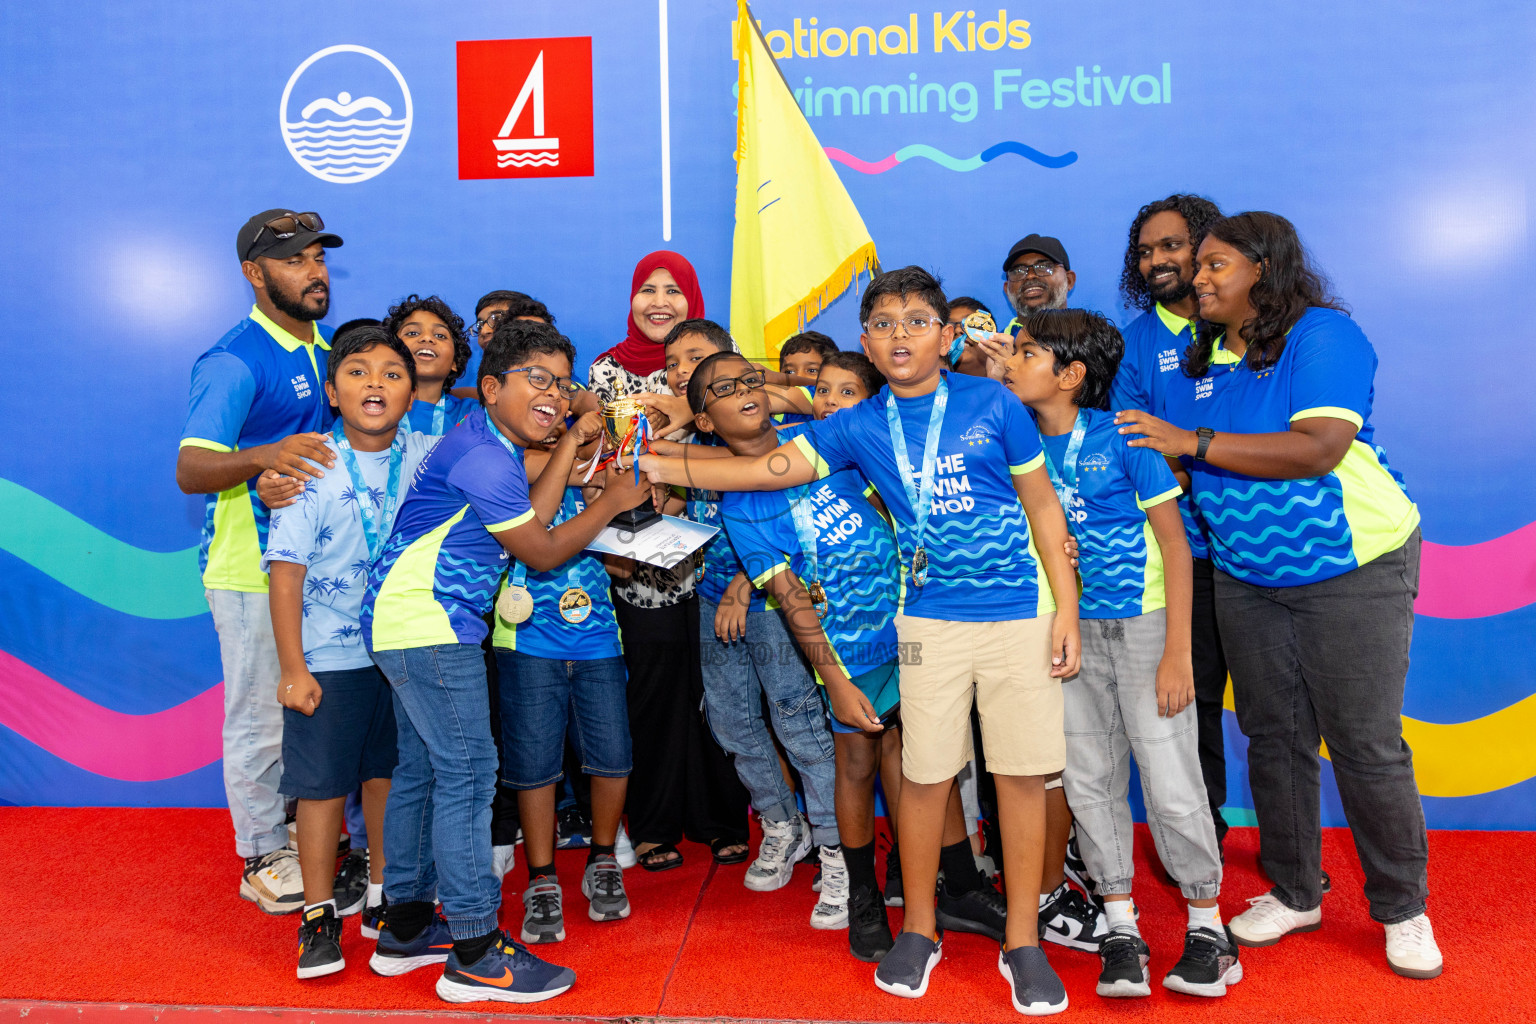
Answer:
[{"left": 731, "top": 0, "right": 878, "bottom": 363}]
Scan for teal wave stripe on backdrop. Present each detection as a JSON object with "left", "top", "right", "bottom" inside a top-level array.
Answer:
[{"left": 0, "top": 479, "right": 206, "bottom": 620}]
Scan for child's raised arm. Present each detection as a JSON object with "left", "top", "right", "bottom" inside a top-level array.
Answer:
[
  {"left": 638, "top": 438, "right": 816, "bottom": 493},
  {"left": 492, "top": 463, "right": 649, "bottom": 571},
  {"left": 1013, "top": 465, "right": 1081, "bottom": 678},
  {"left": 1144, "top": 497, "right": 1194, "bottom": 718}
]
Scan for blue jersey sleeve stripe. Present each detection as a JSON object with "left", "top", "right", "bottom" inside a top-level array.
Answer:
[
  {"left": 1010, "top": 452, "right": 1045, "bottom": 475},
  {"left": 179, "top": 437, "right": 234, "bottom": 453},
  {"left": 1136, "top": 484, "right": 1185, "bottom": 511},
  {"left": 792, "top": 434, "right": 832, "bottom": 479},
  {"left": 486, "top": 509, "right": 536, "bottom": 532},
  {"left": 1290, "top": 406, "right": 1364, "bottom": 430}
]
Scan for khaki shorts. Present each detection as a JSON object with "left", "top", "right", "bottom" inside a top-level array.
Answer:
[{"left": 896, "top": 613, "right": 1065, "bottom": 783}]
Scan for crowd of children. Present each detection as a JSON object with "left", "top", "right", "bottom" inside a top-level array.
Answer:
[{"left": 180, "top": 197, "right": 1439, "bottom": 1015}]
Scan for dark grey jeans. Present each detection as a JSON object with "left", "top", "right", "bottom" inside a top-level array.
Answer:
[{"left": 1215, "top": 529, "right": 1428, "bottom": 924}]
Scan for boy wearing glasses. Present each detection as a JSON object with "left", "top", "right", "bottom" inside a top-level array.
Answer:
[
  {"left": 1002, "top": 235, "right": 1076, "bottom": 322},
  {"left": 638, "top": 267, "right": 1081, "bottom": 1015},
  {"left": 361, "top": 320, "right": 647, "bottom": 1005}
]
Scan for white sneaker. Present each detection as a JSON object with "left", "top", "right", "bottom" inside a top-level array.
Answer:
[
  {"left": 744, "top": 814, "right": 811, "bottom": 892},
  {"left": 1385, "top": 914, "right": 1442, "bottom": 979},
  {"left": 1228, "top": 893, "right": 1322, "bottom": 947},
  {"left": 810, "top": 845, "right": 849, "bottom": 929},
  {"left": 615, "top": 824, "right": 638, "bottom": 870},
  {"left": 240, "top": 848, "right": 304, "bottom": 914},
  {"left": 493, "top": 843, "right": 517, "bottom": 881}
]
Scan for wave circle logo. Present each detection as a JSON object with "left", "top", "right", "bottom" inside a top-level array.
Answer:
[{"left": 280, "top": 44, "right": 412, "bottom": 184}]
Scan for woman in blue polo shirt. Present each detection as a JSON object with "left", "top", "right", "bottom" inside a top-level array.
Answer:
[{"left": 1114, "top": 212, "right": 1440, "bottom": 982}]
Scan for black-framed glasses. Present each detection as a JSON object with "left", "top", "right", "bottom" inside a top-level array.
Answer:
[
  {"left": 473, "top": 310, "right": 506, "bottom": 334},
  {"left": 1005, "top": 261, "right": 1059, "bottom": 281},
  {"left": 501, "top": 366, "right": 584, "bottom": 396},
  {"left": 863, "top": 315, "right": 946, "bottom": 339},
  {"left": 704, "top": 370, "right": 767, "bottom": 400}
]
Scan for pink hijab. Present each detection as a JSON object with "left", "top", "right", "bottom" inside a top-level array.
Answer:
[{"left": 600, "top": 250, "right": 704, "bottom": 377}]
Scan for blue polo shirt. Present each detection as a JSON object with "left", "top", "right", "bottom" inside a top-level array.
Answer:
[
  {"left": 180, "top": 306, "right": 334, "bottom": 592},
  {"left": 1160, "top": 307, "right": 1418, "bottom": 587},
  {"left": 689, "top": 431, "right": 768, "bottom": 611},
  {"left": 401, "top": 393, "right": 476, "bottom": 436},
  {"left": 362, "top": 412, "right": 536, "bottom": 650},
  {"left": 1110, "top": 303, "right": 1210, "bottom": 560},
  {"left": 1039, "top": 409, "right": 1182, "bottom": 619},
  {"left": 722, "top": 467, "right": 901, "bottom": 683},
  {"left": 491, "top": 487, "right": 622, "bottom": 661},
  {"left": 794, "top": 371, "right": 1055, "bottom": 622}
]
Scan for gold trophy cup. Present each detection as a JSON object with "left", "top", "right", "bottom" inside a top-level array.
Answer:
[{"left": 602, "top": 396, "right": 661, "bottom": 532}]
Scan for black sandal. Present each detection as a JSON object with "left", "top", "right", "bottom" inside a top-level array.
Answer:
[
  {"left": 710, "top": 837, "right": 751, "bottom": 865},
  {"left": 637, "top": 842, "right": 684, "bottom": 872}
]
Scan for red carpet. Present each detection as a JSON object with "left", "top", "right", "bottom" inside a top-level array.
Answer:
[{"left": 2, "top": 808, "right": 1533, "bottom": 1024}]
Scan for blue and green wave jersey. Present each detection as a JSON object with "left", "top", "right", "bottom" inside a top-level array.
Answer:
[{"left": 1161, "top": 307, "right": 1418, "bottom": 587}]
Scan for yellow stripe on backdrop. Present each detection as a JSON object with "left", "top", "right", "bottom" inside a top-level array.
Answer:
[
  {"left": 731, "top": 0, "right": 878, "bottom": 364},
  {"left": 1221, "top": 681, "right": 1536, "bottom": 798}
]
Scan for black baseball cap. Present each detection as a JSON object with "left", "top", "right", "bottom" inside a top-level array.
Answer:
[
  {"left": 237, "top": 208, "right": 343, "bottom": 263},
  {"left": 1003, "top": 234, "right": 1070, "bottom": 272}
]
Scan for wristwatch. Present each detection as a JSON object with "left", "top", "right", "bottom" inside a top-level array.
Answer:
[{"left": 1194, "top": 427, "right": 1216, "bottom": 462}]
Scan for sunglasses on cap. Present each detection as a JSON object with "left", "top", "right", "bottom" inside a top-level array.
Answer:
[{"left": 260, "top": 211, "right": 325, "bottom": 241}]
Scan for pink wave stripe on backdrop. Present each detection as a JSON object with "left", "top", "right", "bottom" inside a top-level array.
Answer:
[
  {"left": 0, "top": 651, "right": 222, "bottom": 781},
  {"left": 1417, "top": 521, "right": 1536, "bottom": 619}
]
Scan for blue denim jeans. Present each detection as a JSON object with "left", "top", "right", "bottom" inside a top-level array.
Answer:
[
  {"left": 372, "top": 644, "right": 501, "bottom": 941},
  {"left": 697, "top": 597, "right": 839, "bottom": 847},
  {"left": 495, "top": 650, "right": 632, "bottom": 788},
  {"left": 206, "top": 588, "right": 288, "bottom": 859}
]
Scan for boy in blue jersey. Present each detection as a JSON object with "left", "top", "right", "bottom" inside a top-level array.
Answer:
[
  {"left": 1003, "top": 309, "right": 1238, "bottom": 1000},
  {"left": 490, "top": 467, "right": 633, "bottom": 946},
  {"left": 648, "top": 321, "right": 845, "bottom": 925},
  {"left": 383, "top": 294, "right": 477, "bottom": 435},
  {"left": 639, "top": 267, "right": 1081, "bottom": 1015},
  {"left": 177, "top": 209, "right": 343, "bottom": 914},
  {"left": 1108, "top": 194, "right": 1234, "bottom": 848},
  {"left": 263, "top": 327, "right": 435, "bottom": 979},
  {"left": 360, "top": 320, "right": 648, "bottom": 1005}
]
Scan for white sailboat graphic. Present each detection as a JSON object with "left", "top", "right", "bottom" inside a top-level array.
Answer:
[{"left": 494, "top": 52, "right": 560, "bottom": 168}]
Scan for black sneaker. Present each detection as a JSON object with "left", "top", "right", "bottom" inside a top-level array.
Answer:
[
  {"left": 873, "top": 930, "right": 941, "bottom": 998},
  {"left": 936, "top": 880, "right": 1007, "bottom": 942},
  {"left": 297, "top": 904, "right": 345, "bottom": 979},
  {"left": 883, "top": 844, "right": 904, "bottom": 907},
  {"left": 555, "top": 807, "right": 591, "bottom": 850},
  {"left": 1096, "top": 931, "right": 1150, "bottom": 998},
  {"left": 334, "top": 848, "right": 369, "bottom": 916},
  {"left": 1038, "top": 881, "right": 1106, "bottom": 952},
  {"left": 1161, "top": 926, "right": 1243, "bottom": 997},
  {"left": 848, "top": 884, "right": 894, "bottom": 963},
  {"left": 1063, "top": 828, "right": 1100, "bottom": 907},
  {"left": 361, "top": 896, "right": 386, "bottom": 940},
  {"left": 998, "top": 944, "right": 1068, "bottom": 1015}
]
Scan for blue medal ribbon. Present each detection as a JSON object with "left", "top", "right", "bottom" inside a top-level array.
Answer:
[
  {"left": 885, "top": 375, "right": 948, "bottom": 588},
  {"left": 331, "top": 423, "right": 405, "bottom": 561},
  {"left": 401, "top": 395, "right": 452, "bottom": 436},
  {"left": 1040, "top": 408, "right": 1090, "bottom": 537}
]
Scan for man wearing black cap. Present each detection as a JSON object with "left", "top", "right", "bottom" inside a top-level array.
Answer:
[
  {"left": 176, "top": 209, "right": 344, "bottom": 914},
  {"left": 1002, "top": 233, "right": 1076, "bottom": 331}
]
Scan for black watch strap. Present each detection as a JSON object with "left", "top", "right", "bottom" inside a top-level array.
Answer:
[{"left": 1195, "top": 427, "right": 1216, "bottom": 462}]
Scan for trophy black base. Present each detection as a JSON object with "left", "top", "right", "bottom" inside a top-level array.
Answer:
[{"left": 610, "top": 503, "right": 661, "bottom": 532}]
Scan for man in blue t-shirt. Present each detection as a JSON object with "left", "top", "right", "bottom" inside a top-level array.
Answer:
[
  {"left": 1104, "top": 194, "right": 1234, "bottom": 847},
  {"left": 176, "top": 208, "right": 343, "bottom": 914}
]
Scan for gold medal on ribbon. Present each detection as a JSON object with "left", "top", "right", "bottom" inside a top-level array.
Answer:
[
  {"left": 559, "top": 587, "right": 593, "bottom": 625},
  {"left": 806, "top": 579, "right": 828, "bottom": 619},
  {"left": 962, "top": 309, "right": 998, "bottom": 338},
  {"left": 497, "top": 584, "right": 534, "bottom": 624},
  {"left": 911, "top": 546, "right": 929, "bottom": 589}
]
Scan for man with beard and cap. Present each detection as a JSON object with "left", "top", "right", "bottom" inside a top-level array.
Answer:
[
  {"left": 1002, "top": 233, "right": 1075, "bottom": 334},
  {"left": 176, "top": 208, "right": 344, "bottom": 915},
  {"left": 1107, "top": 194, "right": 1235, "bottom": 849}
]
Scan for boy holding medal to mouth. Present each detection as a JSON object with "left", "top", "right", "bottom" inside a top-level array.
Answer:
[
  {"left": 361, "top": 319, "right": 647, "bottom": 1006},
  {"left": 264, "top": 326, "right": 434, "bottom": 980},
  {"left": 490, "top": 469, "right": 633, "bottom": 946},
  {"left": 638, "top": 267, "right": 1081, "bottom": 1015},
  {"left": 997, "top": 309, "right": 1235, "bottom": 1000}
]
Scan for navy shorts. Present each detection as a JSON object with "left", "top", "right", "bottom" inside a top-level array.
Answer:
[
  {"left": 279, "top": 665, "right": 398, "bottom": 800},
  {"left": 495, "top": 650, "right": 632, "bottom": 789}
]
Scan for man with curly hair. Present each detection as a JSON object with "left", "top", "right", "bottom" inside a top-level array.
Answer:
[{"left": 1107, "top": 194, "right": 1230, "bottom": 846}]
